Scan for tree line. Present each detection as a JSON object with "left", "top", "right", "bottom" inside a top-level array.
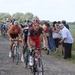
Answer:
[
  {"left": 0, "top": 12, "right": 39, "bottom": 23},
  {"left": 0, "top": 12, "right": 74, "bottom": 25}
]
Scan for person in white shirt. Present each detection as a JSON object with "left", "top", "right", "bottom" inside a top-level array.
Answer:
[{"left": 59, "top": 24, "right": 73, "bottom": 59}]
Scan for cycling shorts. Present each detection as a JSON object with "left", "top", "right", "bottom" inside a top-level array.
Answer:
[
  {"left": 30, "top": 36, "right": 41, "bottom": 48},
  {"left": 10, "top": 33, "right": 18, "bottom": 39}
]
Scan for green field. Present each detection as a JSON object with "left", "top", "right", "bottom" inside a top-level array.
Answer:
[{"left": 44, "top": 25, "right": 75, "bottom": 64}]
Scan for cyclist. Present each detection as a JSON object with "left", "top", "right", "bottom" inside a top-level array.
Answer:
[
  {"left": 21, "top": 22, "right": 29, "bottom": 62},
  {"left": 7, "top": 21, "right": 22, "bottom": 57},
  {"left": 21, "top": 21, "right": 33, "bottom": 62},
  {"left": 1, "top": 23, "right": 6, "bottom": 34},
  {"left": 27, "top": 19, "right": 48, "bottom": 66}
]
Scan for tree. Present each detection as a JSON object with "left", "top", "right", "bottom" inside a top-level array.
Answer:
[
  {"left": 24, "top": 12, "right": 33, "bottom": 21},
  {"left": 12, "top": 12, "right": 24, "bottom": 23},
  {"left": 0, "top": 13, "right": 11, "bottom": 23}
]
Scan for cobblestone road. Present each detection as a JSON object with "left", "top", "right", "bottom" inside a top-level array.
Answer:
[{"left": 0, "top": 35, "right": 75, "bottom": 75}]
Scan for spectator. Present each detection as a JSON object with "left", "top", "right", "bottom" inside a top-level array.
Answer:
[
  {"left": 52, "top": 23, "right": 61, "bottom": 53},
  {"left": 48, "top": 24, "right": 56, "bottom": 52},
  {"left": 42, "top": 22, "right": 49, "bottom": 48},
  {"left": 59, "top": 24, "right": 73, "bottom": 59}
]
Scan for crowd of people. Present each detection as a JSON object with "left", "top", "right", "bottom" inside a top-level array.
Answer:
[
  {"left": 1, "top": 18, "right": 74, "bottom": 65},
  {"left": 42, "top": 20, "right": 73, "bottom": 59}
]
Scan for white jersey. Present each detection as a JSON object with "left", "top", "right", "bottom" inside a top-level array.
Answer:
[{"left": 5, "top": 22, "right": 12, "bottom": 29}]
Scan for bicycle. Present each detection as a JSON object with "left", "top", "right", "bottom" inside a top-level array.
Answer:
[
  {"left": 12, "top": 39, "right": 20, "bottom": 65},
  {"left": 29, "top": 48, "right": 44, "bottom": 75}
]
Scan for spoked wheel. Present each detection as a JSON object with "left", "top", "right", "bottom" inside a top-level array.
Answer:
[{"left": 37, "top": 58, "right": 44, "bottom": 75}]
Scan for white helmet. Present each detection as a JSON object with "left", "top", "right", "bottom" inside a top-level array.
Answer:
[{"left": 14, "top": 21, "right": 19, "bottom": 26}]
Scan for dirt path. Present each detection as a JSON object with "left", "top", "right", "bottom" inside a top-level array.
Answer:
[{"left": 0, "top": 35, "right": 75, "bottom": 75}]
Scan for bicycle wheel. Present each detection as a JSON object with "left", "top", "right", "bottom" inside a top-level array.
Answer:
[
  {"left": 16, "top": 49, "right": 19, "bottom": 65},
  {"left": 37, "top": 58, "right": 44, "bottom": 75},
  {"left": 32, "top": 56, "right": 37, "bottom": 75},
  {"left": 12, "top": 46, "right": 15, "bottom": 62},
  {"left": 33, "top": 61, "right": 37, "bottom": 75},
  {"left": 2, "top": 30, "right": 5, "bottom": 36},
  {"left": 25, "top": 55, "right": 29, "bottom": 68}
]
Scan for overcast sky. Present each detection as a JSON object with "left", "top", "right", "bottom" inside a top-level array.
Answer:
[{"left": 0, "top": 0, "right": 75, "bottom": 22}]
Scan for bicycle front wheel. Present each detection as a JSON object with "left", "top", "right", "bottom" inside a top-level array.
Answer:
[
  {"left": 37, "top": 58, "right": 44, "bottom": 75},
  {"left": 16, "top": 49, "right": 20, "bottom": 65}
]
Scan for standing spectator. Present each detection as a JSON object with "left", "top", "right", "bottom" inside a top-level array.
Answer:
[
  {"left": 59, "top": 24, "right": 73, "bottom": 59},
  {"left": 61, "top": 20, "right": 69, "bottom": 57},
  {"left": 48, "top": 25, "right": 56, "bottom": 52},
  {"left": 42, "top": 22, "right": 51, "bottom": 54},
  {"left": 52, "top": 23, "right": 61, "bottom": 53},
  {"left": 42, "top": 22, "right": 49, "bottom": 48}
]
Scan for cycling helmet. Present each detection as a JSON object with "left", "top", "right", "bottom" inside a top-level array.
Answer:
[
  {"left": 14, "top": 21, "right": 19, "bottom": 26},
  {"left": 33, "top": 19, "right": 40, "bottom": 25}
]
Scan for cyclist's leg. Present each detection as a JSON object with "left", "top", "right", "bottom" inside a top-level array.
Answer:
[
  {"left": 9, "top": 34, "right": 15, "bottom": 57},
  {"left": 36, "top": 39, "right": 42, "bottom": 57},
  {"left": 29, "top": 39, "right": 36, "bottom": 67},
  {"left": 15, "top": 34, "right": 19, "bottom": 48},
  {"left": 21, "top": 36, "right": 28, "bottom": 62}
]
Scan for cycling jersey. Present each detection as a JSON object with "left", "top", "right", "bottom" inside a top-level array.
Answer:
[
  {"left": 6, "top": 22, "right": 12, "bottom": 29},
  {"left": 28, "top": 27, "right": 44, "bottom": 47},
  {"left": 22, "top": 27, "right": 29, "bottom": 44},
  {"left": 23, "top": 27, "right": 29, "bottom": 37},
  {"left": 9, "top": 25, "right": 22, "bottom": 34}
]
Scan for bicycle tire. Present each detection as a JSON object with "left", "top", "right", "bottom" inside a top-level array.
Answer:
[
  {"left": 2, "top": 30, "right": 5, "bottom": 36},
  {"left": 25, "top": 55, "right": 29, "bottom": 68},
  {"left": 33, "top": 56, "right": 37, "bottom": 75},
  {"left": 16, "top": 48, "right": 19, "bottom": 65},
  {"left": 12, "top": 46, "right": 15, "bottom": 62},
  {"left": 37, "top": 58, "right": 44, "bottom": 75}
]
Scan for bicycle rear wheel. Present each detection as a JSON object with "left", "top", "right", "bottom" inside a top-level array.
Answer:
[{"left": 24, "top": 48, "right": 30, "bottom": 68}]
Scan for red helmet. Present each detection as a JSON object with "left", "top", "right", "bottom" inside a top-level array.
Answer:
[{"left": 33, "top": 19, "right": 40, "bottom": 25}]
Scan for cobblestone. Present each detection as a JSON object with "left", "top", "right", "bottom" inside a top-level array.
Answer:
[{"left": 0, "top": 36, "right": 75, "bottom": 75}]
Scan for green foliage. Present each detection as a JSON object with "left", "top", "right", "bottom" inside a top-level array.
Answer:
[
  {"left": 0, "top": 13, "right": 11, "bottom": 23},
  {"left": 24, "top": 12, "right": 34, "bottom": 21},
  {"left": 12, "top": 12, "right": 24, "bottom": 23},
  {"left": 0, "top": 12, "right": 39, "bottom": 23}
]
